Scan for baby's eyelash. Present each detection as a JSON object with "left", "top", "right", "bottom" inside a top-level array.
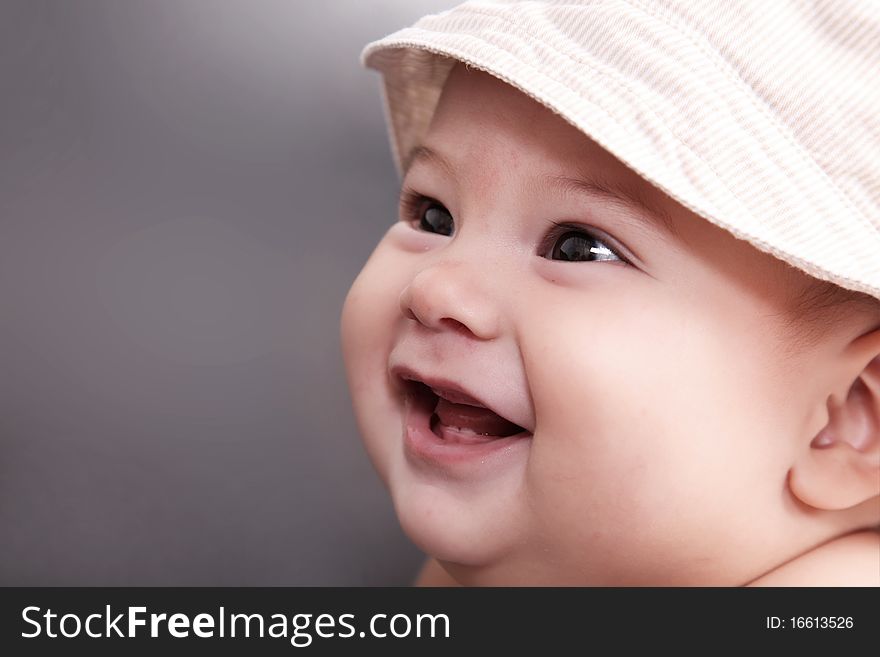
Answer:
[{"left": 398, "top": 187, "right": 437, "bottom": 224}]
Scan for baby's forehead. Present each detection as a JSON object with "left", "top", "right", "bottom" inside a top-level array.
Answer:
[
  {"left": 425, "top": 66, "right": 673, "bottom": 201},
  {"left": 428, "top": 66, "right": 579, "bottom": 156},
  {"left": 418, "top": 69, "right": 680, "bottom": 228}
]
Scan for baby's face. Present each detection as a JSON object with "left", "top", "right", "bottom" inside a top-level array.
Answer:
[{"left": 342, "top": 65, "right": 815, "bottom": 585}]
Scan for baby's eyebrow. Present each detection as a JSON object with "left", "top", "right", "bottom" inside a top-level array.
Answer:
[
  {"left": 404, "top": 144, "right": 678, "bottom": 240},
  {"left": 542, "top": 174, "right": 679, "bottom": 240},
  {"left": 403, "top": 145, "right": 456, "bottom": 179}
]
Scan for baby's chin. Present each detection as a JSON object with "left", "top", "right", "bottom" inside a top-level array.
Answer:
[
  {"left": 392, "top": 487, "right": 562, "bottom": 586},
  {"left": 387, "top": 457, "right": 530, "bottom": 569}
]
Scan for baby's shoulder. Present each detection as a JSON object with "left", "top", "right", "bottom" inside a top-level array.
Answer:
[{"left": 747, "top": 530, "right": 880, "bottom": 587}]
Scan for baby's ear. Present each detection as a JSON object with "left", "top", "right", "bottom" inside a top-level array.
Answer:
[{"left": 789, "top": 331, "right": 880, "bottom": 511}]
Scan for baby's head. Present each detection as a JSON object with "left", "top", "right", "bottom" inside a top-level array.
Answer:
[{"left": 342, "top": 2, "right": 880, "bottom": 585}]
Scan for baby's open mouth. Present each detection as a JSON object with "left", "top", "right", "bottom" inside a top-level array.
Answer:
[{"left": 409, "top": 381, "right": 528, "bottom": 443}]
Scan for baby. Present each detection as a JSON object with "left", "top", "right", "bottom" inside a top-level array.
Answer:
[{"left": 341, "top": 1, "right": 880, "bottom": 586}]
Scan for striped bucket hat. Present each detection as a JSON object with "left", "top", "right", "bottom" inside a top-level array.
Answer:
[{"left": 361, "top": 0, "right": 880, "bottom": 300}]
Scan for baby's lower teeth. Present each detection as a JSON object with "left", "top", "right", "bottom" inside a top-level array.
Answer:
[
  {"left": 439, "top": 422, "right": 492, "bottom": 437},
  {"left": 432, "top": 415, "right": 496, "bottom": 440}
]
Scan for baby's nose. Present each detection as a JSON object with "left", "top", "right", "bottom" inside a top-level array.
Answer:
[{"left": 398, "top": 260, "right": 501, "bottom": 340}]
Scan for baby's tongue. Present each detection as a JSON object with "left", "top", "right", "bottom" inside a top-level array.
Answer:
[{"left": 434, "top": 397, "right": 522, "bottom": 437}]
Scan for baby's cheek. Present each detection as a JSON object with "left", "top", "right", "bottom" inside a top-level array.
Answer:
[
  {"left": 521, "top": 322, "right": 656, "bottom": 521},
  {"left": 521, "top": 301, "right": 757, "bottom": 555},
  {"left": 340, "top": 246, "right": 410, "bottom": 474},
  {"left": 341, "top": 245, "right": 403, "bottom": 375}
]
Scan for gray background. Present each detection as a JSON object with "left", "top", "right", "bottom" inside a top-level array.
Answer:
[{"left": 0, "top": 0, "right": 455, "bottom": 585}]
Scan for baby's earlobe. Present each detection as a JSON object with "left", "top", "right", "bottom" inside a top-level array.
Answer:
[{"left": 789, "top": 438, "right": 879, "bottom": 511}]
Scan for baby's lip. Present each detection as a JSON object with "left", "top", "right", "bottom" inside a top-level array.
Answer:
[{"left": 389, "top": 364, "right": 534, "bottom": 434}]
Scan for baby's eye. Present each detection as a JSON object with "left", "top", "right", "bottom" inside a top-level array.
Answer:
[
  {"left": 419, "top": 202, "right": 454, "bottom": 236},
  {"left": 400, "top": 189, "right": 454, "bottom": 236},
  {"left": 542, "top": 224, "right": 624, "bottom": 263}
]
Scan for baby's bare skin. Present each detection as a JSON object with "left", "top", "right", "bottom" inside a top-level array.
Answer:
[
  {"left": 745, "top": 529, "right": 880, "bottom": 586},
  {"left": 415, "top": 528, "right": 880, "bottom": 586},
  {"left": 342, "top": 65, "right": 880, "bottom": 585}
]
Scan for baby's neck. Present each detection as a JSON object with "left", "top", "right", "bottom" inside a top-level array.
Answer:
[
  {"left": 415, "top": 528, "right": 880, "bottom": 586},
  {"left": 746, "top": 529, "right": 880, "bottom": 586}
]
